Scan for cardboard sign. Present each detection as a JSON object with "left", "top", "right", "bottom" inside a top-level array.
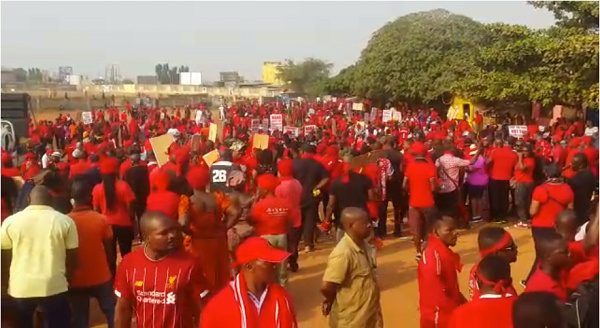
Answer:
[
  {"left": 508, "top": 125, "right": 528, "bottom": 138},
  {"left": 352, "top": 102, "right": 364, "bottom": 111},
  {"left": 82, "top": 111, "right": 93, "bottom": 125},
  {"left": 283, "top": 126, "right": 300, "bottom": 137},
  {"left": 250, "top": 119, "right": 260, "bottom": 133},
  {"left": 149, "top": 133, "right": 175, "bottom": 167},
  {"left": 202, "top": 149, "right": 220, "bottom": 166},
  {"left": 253, "top": 134, "right": 269, "bottom": 150},
  {"left": 190, "top": 134, "right": 202, "bottom": 153},
  {"left": 392, "top": 110, "right": 402, "bottom": 121},
  {"left": 349, "top": 150, "right": 388, "bottom": 170},
  {"left": 382, "top": 110, "right": 393, "bottom": 122},
  {"left": 261, "top": 118, "right": 270, "bottom": 132},
  {"left": 304, "top": 125, "right": 317, "bottom": 135},
  {"left": 270, "top": 114, "right": 283, "bottom": 131},
  {"left": 208, "top": 123, "right": 218, "bottom": 142}
]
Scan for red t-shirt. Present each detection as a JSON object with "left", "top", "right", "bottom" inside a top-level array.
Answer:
[
  {"left": 513, "top": 157, "right": 535, "bottom": 183},
  {"left": 468, "top": 262, "right": 518, "bottom": 300},
  {"left": 405, "top": 160, "right": 436, "bottom": 208},
  {"left": 489, "top": 147, "right": 518, "bottom": 180},
  {"left": 250, "top": 195, "right": 292, "bottom": 236},
  {"left": 92, "top": 180, "right": 136, "bottom": 226},
  {"left": 114, "top": 248, "right": 209, "bottom": 328},
  {"left": 449, "top": 296, "right": 516, "bottom": 328},
  {"left": 525, "top": 268, "right": 567, "bottom": 302},
  {"left": 531, "top": 183, "right": 574, "bottom": 228},
  {"left": 69, "top": 161, "right": 91, "bottom": 178}
]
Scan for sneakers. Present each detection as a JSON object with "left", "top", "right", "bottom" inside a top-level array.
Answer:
[{"left": 514, "top": 221, "right": 530, "bottom": 229}]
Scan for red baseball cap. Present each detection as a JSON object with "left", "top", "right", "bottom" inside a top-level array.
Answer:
[{"left": 232, "top": 237, "right": 290, "bottom": 268}]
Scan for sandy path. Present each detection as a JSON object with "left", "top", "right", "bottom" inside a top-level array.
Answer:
[{"left": 88, "top": 224, "right": 534, "bottom": 328}]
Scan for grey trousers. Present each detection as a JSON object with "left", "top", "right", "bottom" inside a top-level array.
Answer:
[
  {"left": 261, "top": 234, "right": 289, "bottom": 286},
  {"left": 514, "top": 182, "right": 535, "bottom": 222}
]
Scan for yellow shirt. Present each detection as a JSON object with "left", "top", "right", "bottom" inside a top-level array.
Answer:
[
  {"left": 322, "top": 234, "right": 383, "bottom": 328},
  {"left": 1, "top": 205, "right": 79, "bottom": 298}
]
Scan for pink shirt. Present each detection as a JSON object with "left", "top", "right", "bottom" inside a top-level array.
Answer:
[{"left": 275, "top": 178, "right": 303, "bottom": 228}]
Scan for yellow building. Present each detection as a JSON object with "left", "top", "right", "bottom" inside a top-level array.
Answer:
[
  {"left": 262, "top": 61, "right": 285, "bottom": 86},
  {"left": 446, "top": 96, "right": 475, "bottom": 123}
]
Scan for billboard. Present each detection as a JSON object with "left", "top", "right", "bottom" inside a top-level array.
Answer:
[
  {"left": 58, "top": 66, "right": 73, "bottom": 82},
  {"left": 179, "top": 72, "right": 202, "bottom": 85}
]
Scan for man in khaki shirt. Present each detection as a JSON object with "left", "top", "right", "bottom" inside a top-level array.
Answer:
[{"left": 321, "top": 207, "right": 383, "bottom": 328}]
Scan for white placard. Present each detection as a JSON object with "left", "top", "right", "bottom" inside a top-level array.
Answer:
[
  {"left": 508, "top": 125, "right": 528, "bottom": 138},
  {"left": 251, "top": 119, "right": 260, "bottom": 133},
  {"left": 283, "top": 126, "right": 300, "bottom": 137},
  {"left": 382, "top": 110, "right": 393, "bottom": 122},
  {"left": 82, "top": 111, "right": 93, "bottom": 125},
  {"left": 392, "top": 110, "right": 402, "bottom": 121},
  {"left": 270, "top": 114, "right": 283, "bottom": 131},
  {"left": 304, "top": 125, "right": 317, "bottom": 135}
]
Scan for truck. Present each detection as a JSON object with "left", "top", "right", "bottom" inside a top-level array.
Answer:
[{"left": 1, "top": 93, "right": 31, "bottom": 158}]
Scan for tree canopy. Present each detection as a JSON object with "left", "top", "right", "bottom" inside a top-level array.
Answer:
[
  {"left": 154, "top": 64, "right": 190, "bottom": 84},
  {"left": 276, "top": 58, "right": 333, "bottom": 97},
  {"left": 325, "top": 2, "right": 599, "bottom": 108}
]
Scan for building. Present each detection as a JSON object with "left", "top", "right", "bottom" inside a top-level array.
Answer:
[
  {"left": 137, "top": 75, "right": 159, "bottom": 85},
  {"left": 179, "top": 72, "right": 202, "bottom": 85},
  {"left": 219, "top": 71, "right": 241, "bottom": 83},
  {"left": 1, "top": 69, "right": 17, "bottom": 84},
  {"left": 58, "top": 66, "right": 73, "bottom": 82},
  {"left": 262, "top": 61, "right": 285, "bottom": 86}
]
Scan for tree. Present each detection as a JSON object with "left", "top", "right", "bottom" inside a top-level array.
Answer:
[
  {"left": 155, "top": 63, "right": 189, "bottom": 84},
  {"left": 13, "top": 68, "right": 27, "bottom": 82},
  {"left": 346, "top": 9, "right": 489, "bottom": 104},
  {"left": 529, "top": 1, "right": 599, "bottom": 30},
  {"left": 276, "top": 58, "right": 333, "bottom": 97}
]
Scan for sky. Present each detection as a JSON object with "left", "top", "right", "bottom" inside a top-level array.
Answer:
[{"left": 1, "top": 1, "right": 557, "bottom": 81}]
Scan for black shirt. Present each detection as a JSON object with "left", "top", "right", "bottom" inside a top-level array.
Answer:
[
  {"left": 329, "top": 172, "right": 372, "bottom": 212},
  {"left": 567, "top": 168, "right": 596, "bottom": 225},
  {"left": 383, "top": 148, "right": 403, "bottom": 182},
  {"left": 293, "top": 157, "right": 329, "bottom": 208}
]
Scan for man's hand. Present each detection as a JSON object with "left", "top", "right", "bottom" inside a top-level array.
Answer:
[{"left": 321, "top": 299, "right": 333, "bottom": 316}]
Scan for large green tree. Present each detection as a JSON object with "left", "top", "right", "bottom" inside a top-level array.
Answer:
[
  {"left": 155, "top": 63, "right": 189, "bottom": 84},
  {"left": 276, "top": 58, "right": 333, "bottom": 97},
  {"left": 529, "top": 1, "right": 599, "bottom": 30}
]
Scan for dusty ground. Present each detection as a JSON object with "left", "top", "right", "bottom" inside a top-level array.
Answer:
[{"left": 87, "top": 223, "right": 534, "bottom": 328}]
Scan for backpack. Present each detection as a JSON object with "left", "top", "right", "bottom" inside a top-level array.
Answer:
[{"left": 564, "top": 276, "right": 599, "bottom": 328}]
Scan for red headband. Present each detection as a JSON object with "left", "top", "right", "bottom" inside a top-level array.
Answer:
[
  {"left": 479, "top": 232, "right": 513, "bottom": 258},
  {"left": 477, "top": 268, "right": 513, "bottom": 296}
]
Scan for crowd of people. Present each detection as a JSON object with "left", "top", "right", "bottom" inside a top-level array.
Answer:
[{"left": 0, "top": 98, "right": 598, "bottom": 328}]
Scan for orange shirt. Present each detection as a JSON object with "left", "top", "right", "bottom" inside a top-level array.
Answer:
[
  {"left": 92, "top": 180, "right": 136, "bottom": 226},
  {"left": 68, "top": 207, "right": 113, "bottom": 287},
  {"left": 489, "top": 147, "right": 518, "bottom": 180},
  {"left": 250, "top": 195, "right": 292, "bottom": 236},
  {"left": 449, "top": 296, "right": 515, "bottom": 328}
]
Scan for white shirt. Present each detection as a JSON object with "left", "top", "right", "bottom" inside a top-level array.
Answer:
[
  {"left": 248, "top": 287, "right": 269, "bottom": 312},
  {"left": 41, "top": 153, "right": 49, "bottom": 169},
  {"left": 585, "top": 126, "right": 598, "bottom": 136}
]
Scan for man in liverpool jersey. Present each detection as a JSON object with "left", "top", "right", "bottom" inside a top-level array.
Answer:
[{"left": 114, "top": 211, "right": 210, "bottom": 328}]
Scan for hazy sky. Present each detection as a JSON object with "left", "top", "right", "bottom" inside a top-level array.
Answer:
[{"left": 1, "top": 1, "right": 556, "bottom": 81}]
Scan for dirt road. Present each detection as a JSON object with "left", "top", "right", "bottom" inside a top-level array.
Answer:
[{"left": 88, "top": 224, "right": 534, "bottom": 328}]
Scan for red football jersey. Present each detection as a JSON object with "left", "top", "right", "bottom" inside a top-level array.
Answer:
[{"left": 114, "top": 247, "right": 209, "bottom": 328}]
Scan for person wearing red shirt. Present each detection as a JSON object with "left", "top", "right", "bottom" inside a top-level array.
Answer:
[
  {"left": 114, "top": 211, "right": 210, "bottom": 328},
  {"left": 554, "top": 209, "right": 599, "bottom": 268},
  {"left": 468, "top": 227, "right": 518, "bottom": 300},
  {"left": 524, "top": 232, "right": 570, "bottom": 302},
  {"left": 249, "top": 174, "right": 293, "bottom": 286},
  {"left": 20, "top": 152, "right": 41, "bottom": 180},
  {"left": 551, "top": 137, "right": 567, "bottom": 168},
  {"left": 513, "top": 144, "right": 536, "bottom": 228},
  {"left": 418, "top": 216, "right": 466, "bottom": 328},
  {"left": 487, "top": 139, "right": 518, "bottom": 223},
  {"left": 525, "top": 163, "right": 574, "bottom": 283},
  {"left": 581, "top": 136, "right": 599, "bottom": 178},
  {"left": 1, "top": 152, "right": 20, "bottom": 177},
  {"left": 92, "top": 157, "right": 137, "bottom": 275},
  {"left": 275, "top": 159, "right": 303, "bottom": 272},
  {"left": 199, "top": 237, "right": 297, "bottom": 328},
  {"left": 450, "top": 255, "right": 516, "bottom": 328},
  {"left": 69, "top": 150, "right": 92, "bottom": 179},
  {"left": 146, "top": 170, "right": 181, "bottom": 222},
  {"left": 403, "top": 142, "right": 437, "bottom": 258}
]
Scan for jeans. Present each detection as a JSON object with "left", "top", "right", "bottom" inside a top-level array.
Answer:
[
  {"left": 13, "top": 292, "right": 71, "bottom": 328},
  {"left": 261, "top": 234, "right": 289, "bottom": 286},
  {"left": 377, "top": 187, "right": 404, "bottom": 237},
  {"left": 489, "top": 179, "right": 510, "bottom": 219},
  {"left": 300, "top": 204, "right": 319, "bottom": 248},
  {"left": 110, "top": 225, "right": 134, "bottom": 276},
  {"left": 69, "top": 281, "right": 116, "bottom": 328},
  {"left": 514, "top": 182, "right": 534, "bottom": 223},
  {"left": 287, "top": 227, "right": 303, "bottom": 270}
]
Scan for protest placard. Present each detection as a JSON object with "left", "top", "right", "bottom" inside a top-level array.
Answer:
[
  {"left": 382, "top": 109, "right": 393, "bottom": 122},
  {"left": 208, "top": 123, "right": 218, "bottom": 142},
  {"left": 82, "top": 111, "right": 93, "bottom": 125},
  {"left": 253, "top": 134, "right": 269, "bottom": 150},
  {"left": 304, "top": 125, "right": 317, "bottom": 135},
  {"left": 149, "top": 133, "right": 175, "bottom": 167},
  {"left": 370, "top": 108, "right": 378, "bottom": 122},
  {"left": 270, "top": 114, "right": 283, "bottom": 131},
  {"left": 352, "top": 103, "right": 364, "bottom": 111},
  {"left": 261, "top": 118, "right": 270, "bottom": 131},
  {"left": 250, "top": 119, "right": 260, "bottom": 133},
  {"left": 392, "top": 110, "right": 402, "bottom": 121},
  {"left": 283, "top": 126, "right": 300, "bottom": 137},
  {"left": 202, "top": 149, "right": 219, "bottom": 166},
  {"left": 508, "top": 125, "right": 528, "bottom": 138}
]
